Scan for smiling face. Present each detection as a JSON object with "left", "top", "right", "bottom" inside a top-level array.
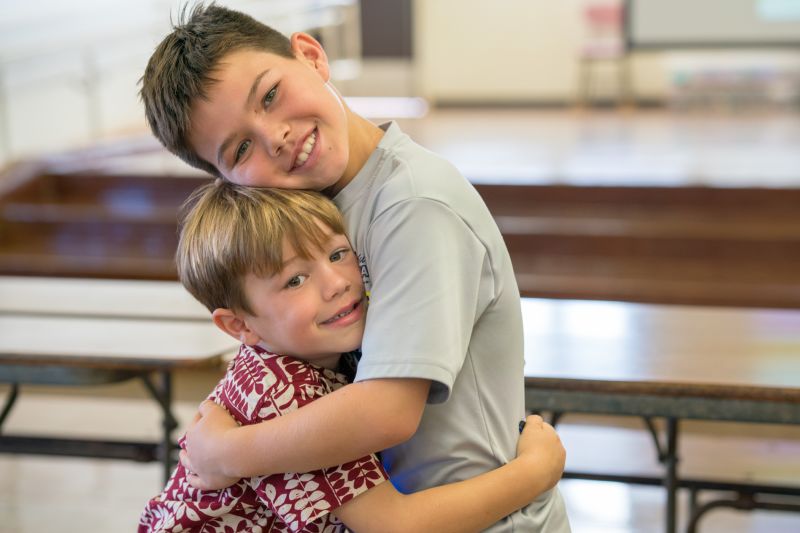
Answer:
[
  {"left": 188, "top": 34, "right": 358, "bottom": 194},
  {"left": 236, "top": 229, "right": 366, "bottom": 369}
]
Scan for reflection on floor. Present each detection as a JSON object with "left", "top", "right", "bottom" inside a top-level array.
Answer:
[
  {"left": 396, "top": 107, "right": 800, "bottom": 188},
  {"left": 1, "top": 386, "right": 798, "bottom": 532},
  {"left": 41, "top": 107, "right": 800, "bottom": 191}
]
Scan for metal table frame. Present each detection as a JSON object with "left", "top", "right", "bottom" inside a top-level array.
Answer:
[
  {"left": 526, "top": 379, "right": 800, "bottom": 532},
  {"left": 1, "top": 365, "right": 179, "bottom": 482},
  {"left": 0, "top": 277, "right": 235, "bottom": 484}
]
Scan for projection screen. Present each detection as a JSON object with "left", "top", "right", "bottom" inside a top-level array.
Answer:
[{"left": 626, "top": 0, "right": 800, "bottom": 48}]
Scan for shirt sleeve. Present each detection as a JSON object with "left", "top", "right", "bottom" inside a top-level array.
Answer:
[
  {"left": 247, "top": 356, "right": 389, "bottom": 531},
  {"left": 356, "top": 197, "right": 491, "bottom": 403}
]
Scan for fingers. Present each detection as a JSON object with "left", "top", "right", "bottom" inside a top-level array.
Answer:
[
  {"left": 520, "top": 414, "right": 545, "bottom": 432},
  {"left": 184, "top": 403, "right": 204, "bottom": 434},
  {"left": 526, "top": 414, "right": 544, "bottom": 426},
  {"left": 179, "top": 449, "right": 194, "bottom": 474},
  {"left": 198, "top": 399, "right": 217, "bottom": 416},
  {"left": 180, "top": 449, "right": 215, "bottom": 490},
  {"left": 186, "top": 472, "right": 214, "bottom": 491}
]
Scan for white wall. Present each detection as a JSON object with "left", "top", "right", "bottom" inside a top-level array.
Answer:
[
  {"left": 413, "top": 0, "right": 666, "bottom": 104},
  {"left": 0, "top": 0, "right": 359, "bottom": 168},
  {"left": 412, "top": 0, "right": 800, "bottom": 105},
  {"left": 1, "top": 0, "right": 798, "bottom": 168}
]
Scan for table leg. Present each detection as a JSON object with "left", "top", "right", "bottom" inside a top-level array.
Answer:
[
  {"left": 664, "top": 418, "right": 679, "bottom": 533},
  {"left": 140, "top": 372, "right": 178, "bottom": 483},
  {"left": 0, "top": 383, "right": 19, "bottom": 430},
  {"left": 159, "top": 371, "right": 174, "bottom": 483}
]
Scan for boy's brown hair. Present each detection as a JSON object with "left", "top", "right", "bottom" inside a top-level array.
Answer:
[
  {"left": 140, "top": 3, "right": 293, "bottom": 176},
  {"left": 177, "top": 180, "right": 347, "bottom": 315}
]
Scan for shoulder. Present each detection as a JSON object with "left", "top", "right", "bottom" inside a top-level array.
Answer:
[
  {"left": 231, "top": 348, "right": 349, "bottom": 421},
  {"left": 367, "top": 126, "right": 486, "bottom": 221},
  {"left": 213, "top": 346, "right": 340, "bottom": 424}
]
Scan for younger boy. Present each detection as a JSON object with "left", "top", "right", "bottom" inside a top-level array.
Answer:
[
  {"left": 141, "top": 4, "right": 570, "bottom": 531},
  {"left": 138, "top": 181, "right": 565, "bottom": 532}
]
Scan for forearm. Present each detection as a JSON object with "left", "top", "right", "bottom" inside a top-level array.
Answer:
[
  {"left": 335, "top": 455, "right": 552, "bottom": 533},
  {"left": 400, "top": 455, "right": 553, "bottom": 532},
  {"left": 220, "top": 378, "right": 429, "bottom": 478}
]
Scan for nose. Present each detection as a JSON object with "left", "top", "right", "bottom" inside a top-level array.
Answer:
[
  {"left": 321, "top": 264, "right": 351, "bottom": 301},
  {"left": 257, "top": 120, "right": 290, "bottom": 158}
]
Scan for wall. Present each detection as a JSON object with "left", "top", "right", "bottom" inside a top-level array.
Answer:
[
  {"left": 412, "top": 0, "right": 800, "bottom": 105},
  {"left": 413, "top": 0, "right": 665, "bottom": 104},
  {"left": 0, "top": 0, "right": 360, "bottom": 168}
]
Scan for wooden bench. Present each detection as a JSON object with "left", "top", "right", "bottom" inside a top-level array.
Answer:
[
  {"left": 0, "top": 276, "right": 237, "bottom": 481},
  {"left": 477, "top": 183, "right": 800, "bottom": 309},
  {"left": 522, "top": 298, "right": 800, "bottom": 532},
  {"left": 0, "top": 172, "right": 208, "bottom": 280},
  {"left": 3, "top": 165, "right": 800, "bottom": 310}
]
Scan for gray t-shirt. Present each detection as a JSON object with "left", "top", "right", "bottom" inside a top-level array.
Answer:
[{"left": 334, "top": 122, "right": 569, "bottom": 532}]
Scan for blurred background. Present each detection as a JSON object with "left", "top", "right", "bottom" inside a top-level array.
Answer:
[
  {"left": 1, "top": 0, "right": 798, "bottom": 170},
  {"left": 1, "top": 1, "right": 799, "bottom": 532}
]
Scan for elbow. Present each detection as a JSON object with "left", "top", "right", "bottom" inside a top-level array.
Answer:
[
  {"left": 373, "top": 412, "right": 419, "bottom": 449},
  {"left": 359, "top": 378, "right": 429, "bottom": 448},
  {"left": 395, "top": 418, "right": 419, "bottom": 445}
]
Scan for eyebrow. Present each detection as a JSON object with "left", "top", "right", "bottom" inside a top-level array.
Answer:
[
  {"left": 282, "top": 254, "right": 299, "bottom": 268},
  {"left": 215, "top": 68, "right": 272, "bottom": 168}
]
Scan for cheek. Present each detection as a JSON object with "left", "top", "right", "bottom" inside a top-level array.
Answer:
[
  {"left": 322, "top": 138, "right": 349, "bottom": 175},
  {"left": 284, "top": 304, "right": 316, "bottom": 333},
  {"left": 236, "top": 160, "right": 281, "bottom": 188},
  {"left": 240, "top": 173, "right": 276, "bottom": 188}
]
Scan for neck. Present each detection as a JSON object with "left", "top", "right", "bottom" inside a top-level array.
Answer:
[
  {"left": 326, "top": 109, "right": 384, "bottom": 196},
  {"left": 306, "top": 353, "right": 341, "bottom": 371},
  {"left": 255, "top": 341, "right": 341, "bottom": 370}
]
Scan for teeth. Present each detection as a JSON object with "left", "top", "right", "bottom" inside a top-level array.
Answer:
[
  {"left": 332, "top": 309, "right": 350, "bottom": 320},
  {"left": 295, "top": 131, "right": 316, "bottom": 165},
  {"left": 324, "top": 306, "right": 352, "bottom": 324},
  {"left": 303, "top": 132, "right": 316, "bottom": 153}
]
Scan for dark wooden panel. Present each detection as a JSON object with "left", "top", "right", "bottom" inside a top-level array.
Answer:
[
  {"left": 0, "top": 172, "right": 209, "bottom": 280},
  {"left": 475, "top": 183, "right": 800, "bottom": 308},
  {"left": 1, "top": 167, "right": 799, "bottom": 307}
]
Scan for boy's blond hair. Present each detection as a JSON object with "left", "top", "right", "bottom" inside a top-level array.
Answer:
[{"left": 177, "top": 180, "right": 347, "bottom": 315}]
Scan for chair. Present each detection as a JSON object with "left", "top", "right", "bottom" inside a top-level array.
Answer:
[{"left": 577, "top": 2, "right": 632, "bottom": 107}]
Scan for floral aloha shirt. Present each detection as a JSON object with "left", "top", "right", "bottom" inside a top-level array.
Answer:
[{"left": 138, "top": 345, "right": 387, "bottom": 532}]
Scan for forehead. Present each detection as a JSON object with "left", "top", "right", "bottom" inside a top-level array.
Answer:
[
  {"left": 213, "top": 48, "right": 290, "bottom": 81},
  {"left": 192, "top": 48, "right": 291, "bottom": 119},
  {"left": 248, "top": 225, "right": 339, "bottom": 282},
  {"left": 283, "top": 220, "right": 341, "bottom": 257},
  {"left": 187, "top": 49, "right": 291, "bottom": 172}
]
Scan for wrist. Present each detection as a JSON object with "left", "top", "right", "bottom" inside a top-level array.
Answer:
[
  {"left": 219, "top": 425, "right": 243, "bottom": 478},
  {"left": 509, "top": 454, "right": 551, "bottom": 497}
]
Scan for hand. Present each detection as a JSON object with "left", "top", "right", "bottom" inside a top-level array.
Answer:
[
  {"left": 181, "top": 400, "right": 241, "bottom": 490},
  {"left": 515, "top": 414, "right": 566, "bottom": 492}
]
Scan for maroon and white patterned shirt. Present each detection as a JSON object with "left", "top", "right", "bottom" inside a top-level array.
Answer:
[{"left": 139, "top": 345, "right": 387, "bottom": 532}]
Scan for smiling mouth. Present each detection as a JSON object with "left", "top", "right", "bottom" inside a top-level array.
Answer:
[
  {"left": 292, "top": 128, "right": 317, "bottom": 170},
  {"left": 321, "top": 299, "right": 360, "bottom": 325}
]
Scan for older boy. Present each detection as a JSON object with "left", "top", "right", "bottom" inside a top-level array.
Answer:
[
  {"left": 140, "top": 4, "right": 570, "bottom": 531},
  {"left": 138, "top": 181, "right": 564, "bottom": 532}
]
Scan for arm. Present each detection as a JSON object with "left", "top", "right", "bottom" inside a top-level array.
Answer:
[
  {"left": 183, "top": 378, "right": 430, "bottom": 488},
  {"left": 333, "top": 415, "right": 566, "bottom": 533}
]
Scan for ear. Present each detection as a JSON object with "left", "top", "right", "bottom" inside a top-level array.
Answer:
[
  {"left": 290, "top": 32, "right": 331, "bottom": 82},
  {"left": 212, "top": 308, "right": 262, "bottom": 346}
]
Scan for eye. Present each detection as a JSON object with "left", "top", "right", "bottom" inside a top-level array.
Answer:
[
  {"left": 285, "top": 274, "right": 307, "bottom": 289},
  {"left": 234, "top": 140, "right": 251, "bottom": 164},
  {"left": 263, "top": 85, "right": 278, "bottom": 108},
  {"left": 330, "top": 248, "right": 349, "bottom": 262}
]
